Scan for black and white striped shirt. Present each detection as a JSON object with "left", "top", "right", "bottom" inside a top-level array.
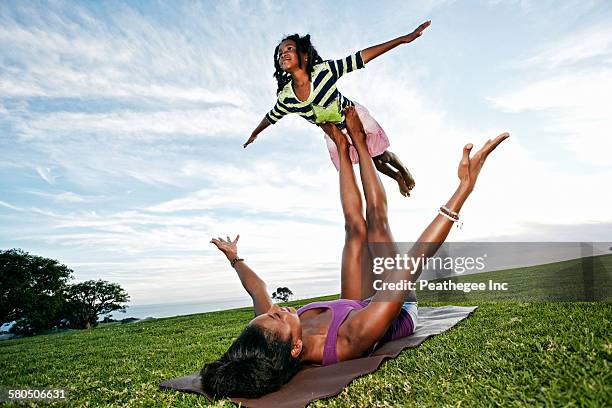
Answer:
[{"left": 266, "top": 51, "right": 366, "bottom": 129}]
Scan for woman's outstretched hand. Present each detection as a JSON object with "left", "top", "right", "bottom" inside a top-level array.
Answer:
[
  {"left": 458, "top": 132, "right": 510, "bottom": 193},
  {"left": 402, "top": 20, "right": 431, "bottom": 43},
  {"left": 210, "top": 235, "right": 240, "bottom": 260}
]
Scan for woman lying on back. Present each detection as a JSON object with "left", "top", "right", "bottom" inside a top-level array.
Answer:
[{"left": 202, "top": 107, "right": 509, "bottom": 398}]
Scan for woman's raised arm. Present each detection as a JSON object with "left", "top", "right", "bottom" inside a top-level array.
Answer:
[
  {"left": 347, "top": 132, "right": 509, "bottom": 354},
  {"left": 210, "top": 235, "right": 273, "bottom": 316}
]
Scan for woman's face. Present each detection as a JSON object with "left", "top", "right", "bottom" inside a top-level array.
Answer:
[
  {"left": 250, "top": 304, "right": 301, "bottom": 345},
  {"left": 277, "top": 40, "right": 306, "bottom": 72}
]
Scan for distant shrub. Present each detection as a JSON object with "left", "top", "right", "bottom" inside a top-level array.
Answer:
[
  {"left": 1, "top": 248, "right": 130, "bottom": 335},
  {"left": 1, "top": 249, "right": 72, "bottom": 336},
  {"left": 62, "top": 280, "right": 130, "bottom": 329},
  {"left": 271, "top": 287, "right": 294, "bottom": 302}
]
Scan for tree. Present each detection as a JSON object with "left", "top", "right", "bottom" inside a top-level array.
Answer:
[
  {"left": 63, "top": 280, "right": 130, "bottom": 329},
  {"left": 271, "top": 287, "right": 293, "bottom": 302},
  {"left": 0, "top": 249, "right": 73, "bottom": 333}
]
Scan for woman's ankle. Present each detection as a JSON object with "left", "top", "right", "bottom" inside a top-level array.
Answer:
[{"left": 353, "top": 142, "right": 369, "bottom": 158}]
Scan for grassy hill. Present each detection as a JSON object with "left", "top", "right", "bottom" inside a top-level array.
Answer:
[{"left": 0, "top": 255, "right": 610, "bottom": 407}]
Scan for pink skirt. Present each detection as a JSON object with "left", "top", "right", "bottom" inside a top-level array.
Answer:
[{"left": 324, "top": 102, "right": 390, "bottom": 171}]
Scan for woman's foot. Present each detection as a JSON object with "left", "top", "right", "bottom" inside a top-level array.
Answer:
[
  {"left": 458, "top": 132, "right": 510, "bottom": 192},
  {"left": 343, "top": 107, "right": 367, "bottom": 146},
  {"left": 319, "top": 122, "right": 349, "bottom": 150}
]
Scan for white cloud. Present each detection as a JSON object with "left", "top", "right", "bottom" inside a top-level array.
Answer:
[
  {"left": 488, "top": 69, "right": 611, "bottom": 113},
  {"left": 35, "top": 166, "right": 57, "bottom": 184},
  {"left": 0, "top": 200, "right": 22, "bottom": 211},
  {"left": 22, "top": 190, "right": 105, "bottom": 203},
  {"left": 488, "top": 0, "right": 603, "bottom": 19},
  {"left": 147, "top": 160, "right": 339, "bottom": 224},
  {"left": 487, "top": 68, "right": 612, "bottom": 166},
  {"left": 0, "top": 76, "right": 249, "bottom": 105},
  {"left": 15, "top": 108, "right": 259, "bottom": 140},
  {"left": 520, "top": 24, "right": 612, "bottom": 69},
  {"left": 0, "top": 7, "right": 251, "bottom": 105},
  {"left": 489, "top": 21, "right": 612, "bottom": 167}
]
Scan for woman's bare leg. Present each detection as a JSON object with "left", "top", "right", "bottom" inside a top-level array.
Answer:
[
  {"left": 342, "top": 108, "right": 405, "bottom": 299},
  {"left": 321, "top": 124, "right": 370, "bottom": 300},
  {"left": 347, "top": 117, "right": 394, "bottom": 243}
]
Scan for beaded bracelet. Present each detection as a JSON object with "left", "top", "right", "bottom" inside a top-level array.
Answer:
[
  {"left": 440, "top": 205, "right": 459, "bottom": 219},
  {"left": 230, "top": 257, "right": 244, "bottom": 268},
  {"left": 438, "top": 209, "right": 458, "bottom": 222},
  {"left": 438, "top": 206, "right": 463, "bottom": 229}
]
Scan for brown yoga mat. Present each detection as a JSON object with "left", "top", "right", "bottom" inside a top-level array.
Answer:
[{"left": 160, "top": 305, "right": 478, "bottom": 407}]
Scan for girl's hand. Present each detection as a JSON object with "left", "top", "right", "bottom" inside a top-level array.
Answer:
[
  {"left": 458, "top": 133, "right": 509, "bottom": 192},
  {"left": 210, "top": 235, "right": 240, "bottom": 260},
  {"left": 243, "top": 134, "right": 257, "bottom": 148},
  {"left": 402, "top": 20, "right": 431, "bottom": 43}
]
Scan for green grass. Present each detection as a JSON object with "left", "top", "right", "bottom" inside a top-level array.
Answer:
[
  {"left": 417, "top": 252, "right": 611, "bottom": 303},
  {"left": 1, "top": 256, "right": 610, "bottom": 407}
]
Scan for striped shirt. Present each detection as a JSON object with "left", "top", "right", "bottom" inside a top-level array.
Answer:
[{"left": 265, "top": 51, "right": 366, "bottom": 129}]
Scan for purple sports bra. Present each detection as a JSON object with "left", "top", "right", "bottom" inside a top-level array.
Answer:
[{"left": 297, "top": 298, "right": 414, "bottom": 366}]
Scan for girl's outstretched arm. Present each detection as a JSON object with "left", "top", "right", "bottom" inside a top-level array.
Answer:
[
  {"left": 361, "top": 20, "right": 431, "bottom": 64},
  {"left": 244, "top": 99, "right": 292, "bottom": 148},
  {"left": 244, "top": 116, "right": 272, "bottom": 148},
  {"left": 210, "top": 235, "right": 273, "bottom": 315}
]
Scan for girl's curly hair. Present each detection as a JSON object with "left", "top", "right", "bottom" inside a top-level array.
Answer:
[{"left": 273, "top": 34, "right": 324, "bottom": 95}]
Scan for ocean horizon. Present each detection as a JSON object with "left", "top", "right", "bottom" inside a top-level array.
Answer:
[
  {"left": 108, "top": 297, "right": 252, "bottom": 320},
  {"left": 107, "top": 293, "right": 337, "bottom": 320}
]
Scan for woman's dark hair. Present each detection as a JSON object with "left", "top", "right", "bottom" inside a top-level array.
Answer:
[
  {"left": 200, "top": 324, "right": 301, "bottom": 398},
  {"left": 273, "top": 34, "right": 324, "bottom": 95}
]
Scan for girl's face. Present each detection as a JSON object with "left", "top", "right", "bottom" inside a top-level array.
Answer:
[{"left": 277, "top": 40, "right": 306, "bottom": 73}]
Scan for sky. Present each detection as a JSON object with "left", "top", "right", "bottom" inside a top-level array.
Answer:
[{"left": 1, "top": 0, "right": 611, "bottom": 306}]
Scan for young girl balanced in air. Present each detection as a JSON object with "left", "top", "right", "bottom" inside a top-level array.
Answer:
[{"left": 243, "top": 21, "right": 431, "bottom": 197}]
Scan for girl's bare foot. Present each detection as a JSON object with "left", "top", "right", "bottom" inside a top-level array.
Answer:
[
  {"left": 378, "top": 150, "right": 416, "bottom": 194},
  {"left": 394, "top": 172, "right": 411, "bottom": 196},
  {"left": 400, "top": 167, "right": 415, "bottom": 191}
]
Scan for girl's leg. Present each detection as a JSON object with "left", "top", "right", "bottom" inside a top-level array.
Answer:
[
  {"left": 373, "top": 157, "right": 411, "bottom": 197},
  {"left": 321, "top": 124, "right": 370, "bottom": 300},
  {"left": 378, "top": 150, "right": 416, "bottom": 191}
]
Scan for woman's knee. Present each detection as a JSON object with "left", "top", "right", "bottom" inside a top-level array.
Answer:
[
  {"left": 366, "top": 202, "right": 388, "bottom": 225},
  {"left": 345, "top": 217, "right": 367, "bottom": 241},
  {"left": 366, "top": 208, "right": 390, "bottom": 237}
]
